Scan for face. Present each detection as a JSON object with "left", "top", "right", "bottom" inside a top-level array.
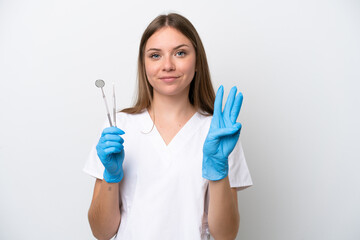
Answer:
[{"left": 144, "top": 27, "right": 196, "bottom": 99}]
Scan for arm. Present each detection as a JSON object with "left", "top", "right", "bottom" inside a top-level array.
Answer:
[
  {"left": 208, "top": 178, "right": 239, "bottom": 240},
  {"left": 202, "top": 86, "right": 244, "bottom": 239},
  {"left": 88, "top": 179, "right": 121, "bottom": 240},
  {"left": 88, "top": 126, "right": 125, "bottom": 240}
]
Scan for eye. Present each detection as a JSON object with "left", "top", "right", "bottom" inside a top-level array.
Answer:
[
  {"left": 150, "top": 53, "right": 160, "bottom": 59},
  {"left": 175, "top": 51, "right": 186, "bottom": 57}
]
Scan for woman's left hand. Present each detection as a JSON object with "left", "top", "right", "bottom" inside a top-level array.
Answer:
[{"left": 202, "top": 85, "right": 243, "bottom": 181}]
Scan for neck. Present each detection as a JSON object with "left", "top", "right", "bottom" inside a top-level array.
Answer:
[{"left": 148, "top": 92, "right": 196, "bottom": 121}]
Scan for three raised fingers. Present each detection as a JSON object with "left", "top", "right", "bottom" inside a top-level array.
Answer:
[{"left": 214, "top": 86, "right": 243, "bottom": 124}]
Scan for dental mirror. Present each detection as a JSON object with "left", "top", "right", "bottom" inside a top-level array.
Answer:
[
  {"left": 95, "top": 79, "right": 105, "bottom": 88},
  {"left": 95, "top": 79, "right": 113, "bottom": 127}
]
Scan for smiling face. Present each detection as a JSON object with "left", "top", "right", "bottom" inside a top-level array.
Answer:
[{"left": 144, "top": 27, "right": 196, "bottom": 99}]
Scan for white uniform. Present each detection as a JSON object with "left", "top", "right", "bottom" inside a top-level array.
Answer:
[{"left": 84, "top": 110, "right": 252, "bottom": 240}]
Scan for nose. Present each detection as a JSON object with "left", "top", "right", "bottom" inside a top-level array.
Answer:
[{"left": 162, "top": 56, "right": 175, "bottom": 72}]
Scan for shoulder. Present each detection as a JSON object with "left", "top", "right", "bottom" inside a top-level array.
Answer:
[
  {"left": 197, "top": 111, "right": 213, "bottom": 124},
  {"left": 116, "top": 109, "right": 147, "bottom": 122},
  {"left": 115, "top": 109, "right": 148, "bottom": 131},
  {"left": 193, "top": 111, "right": 213, "bottom": 135}
]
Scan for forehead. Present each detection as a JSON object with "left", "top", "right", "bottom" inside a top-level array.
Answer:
[{"left": 145, "top": 27, "right": 193, "bottom": 50}]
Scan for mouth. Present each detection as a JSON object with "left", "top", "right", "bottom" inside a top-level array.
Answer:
[{"left": 159, "top": 76, "right": 180, "bottom": 83}]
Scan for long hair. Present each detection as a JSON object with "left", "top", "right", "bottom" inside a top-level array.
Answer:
[{"left": 122, "top": 13, "right": 215, "bottom": 115}]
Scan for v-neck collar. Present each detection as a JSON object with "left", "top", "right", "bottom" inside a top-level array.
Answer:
[{"left": 140, "top": 109, "right": 201, "bottom": 155}]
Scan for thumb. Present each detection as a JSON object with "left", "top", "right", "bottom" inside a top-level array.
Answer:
[{"left": 209, "top": 125, "right": 241, "bottom": 139}]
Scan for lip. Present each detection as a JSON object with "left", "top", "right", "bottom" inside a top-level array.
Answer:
[{"left": 159, "top": 76, "right": 179, "bottom": 83}]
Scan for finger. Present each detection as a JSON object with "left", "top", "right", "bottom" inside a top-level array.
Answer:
[
  {"left": 230, "top": 91, "right": 243, "bottom": 123},
  {"left": 102, "top": 134, "right": 124, "bottom": 144},
  {"left": 97, "top": 140, "right": 123, "bottom": 152},
  {"left": 101, "top": 127, "right": 125, "bottom": 136},
  {"left": 234, "top": 122, "right": 242, "bottom": 131},
  {"left": 104, "top": 145, "right": 124, "bottom": 155},
  {"left": 223, "top": 86, "right": 237, "bottom": 122},
  {"left": 209, "top": 125, "right": 241, "bottom": 139},
  {"left": 104, "top": 141, "right": 123, "bottom": 149},
  {"left": 213, "top": 85, "right": 224, "bottom": 118}
]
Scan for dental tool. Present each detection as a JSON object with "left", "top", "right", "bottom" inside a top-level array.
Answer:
[
  {"left": 113, "top": 82, "right": 117, "bottom": 127},
  {"left": 95, "top": 79, "right": 113, "bottom": 127}
]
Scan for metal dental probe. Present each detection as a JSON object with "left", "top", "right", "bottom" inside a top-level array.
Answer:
[{"left": 95, "top": 79, "right": 113, "bottom": 127}]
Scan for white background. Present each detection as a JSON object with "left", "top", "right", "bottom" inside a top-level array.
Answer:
[{"left": 1, "top": 0, "right": 359, "bottom": 239}]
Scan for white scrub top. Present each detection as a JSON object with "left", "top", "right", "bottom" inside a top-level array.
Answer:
[{"left": 84, "top": 110, "right": 252, "bottom": 240}]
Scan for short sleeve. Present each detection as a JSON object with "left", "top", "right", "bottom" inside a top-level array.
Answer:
[
  {"left": 83, "top": 121, "right": 107, "bottom": 180},
  {"left": 228, "top": 139, "right": 253, "bottom": 190}
]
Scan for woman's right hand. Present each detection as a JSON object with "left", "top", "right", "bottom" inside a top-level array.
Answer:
[{"left": 96, "top": 127, "right": 125, "bottom": 183}]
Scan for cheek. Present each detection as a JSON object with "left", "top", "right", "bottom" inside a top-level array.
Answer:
[
  {"left": 145, "top": 66, "right": 151, "bottom": 78},
  {"left": 182, "top": 58, "right": 196, "bottom": 75},
  {"left": 145, "top": 63, "right": 155, "bottom": 79}
]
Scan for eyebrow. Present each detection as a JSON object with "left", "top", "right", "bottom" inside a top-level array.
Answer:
[{"left": 146, "top": 44, "right": 190, "bottom": 52}]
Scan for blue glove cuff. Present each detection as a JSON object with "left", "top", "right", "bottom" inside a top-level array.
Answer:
[
  {"left": 202, "top": 156, "right": 229, "bottom": 181},
  {"left": 103, "top": 169, "right": 124, "bottom": 183}
]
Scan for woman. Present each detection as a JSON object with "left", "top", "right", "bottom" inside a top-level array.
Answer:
[{"left": 84, "top": 13, "right": 252, "bottom": 240}]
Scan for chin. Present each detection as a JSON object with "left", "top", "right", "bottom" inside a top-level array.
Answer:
[{"left": 153, "top": 85, "right": 190, "bottom": 98}]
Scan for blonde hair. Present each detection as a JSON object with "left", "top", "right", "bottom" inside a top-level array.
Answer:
[{"left": 122, "top": 13, "right": 215, "bottom": 115}]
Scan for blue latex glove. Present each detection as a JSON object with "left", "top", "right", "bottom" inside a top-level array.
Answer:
[
  {"left": 96, "top": 127, "right": 125, "bottom": 183},
  {"left": 202, "top": 86, "right": 243, "bottom": 181}
]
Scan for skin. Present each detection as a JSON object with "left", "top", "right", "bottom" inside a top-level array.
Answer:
[
  {"left": 88, "top": 26, "right": 240, "bottom": 240},
  {"left": 88, "top": 179, "right": 120, "bottom": 240},
  {"left": 145, "top": 27, "right": 196, "bottom": 101},
  {"left": 144, "top": 26, "right": 198, "bottom": 144}
]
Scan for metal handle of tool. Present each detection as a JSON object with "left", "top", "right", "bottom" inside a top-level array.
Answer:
[{"left": 101, "top": 87, "right": 113, "bottom": 127}]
